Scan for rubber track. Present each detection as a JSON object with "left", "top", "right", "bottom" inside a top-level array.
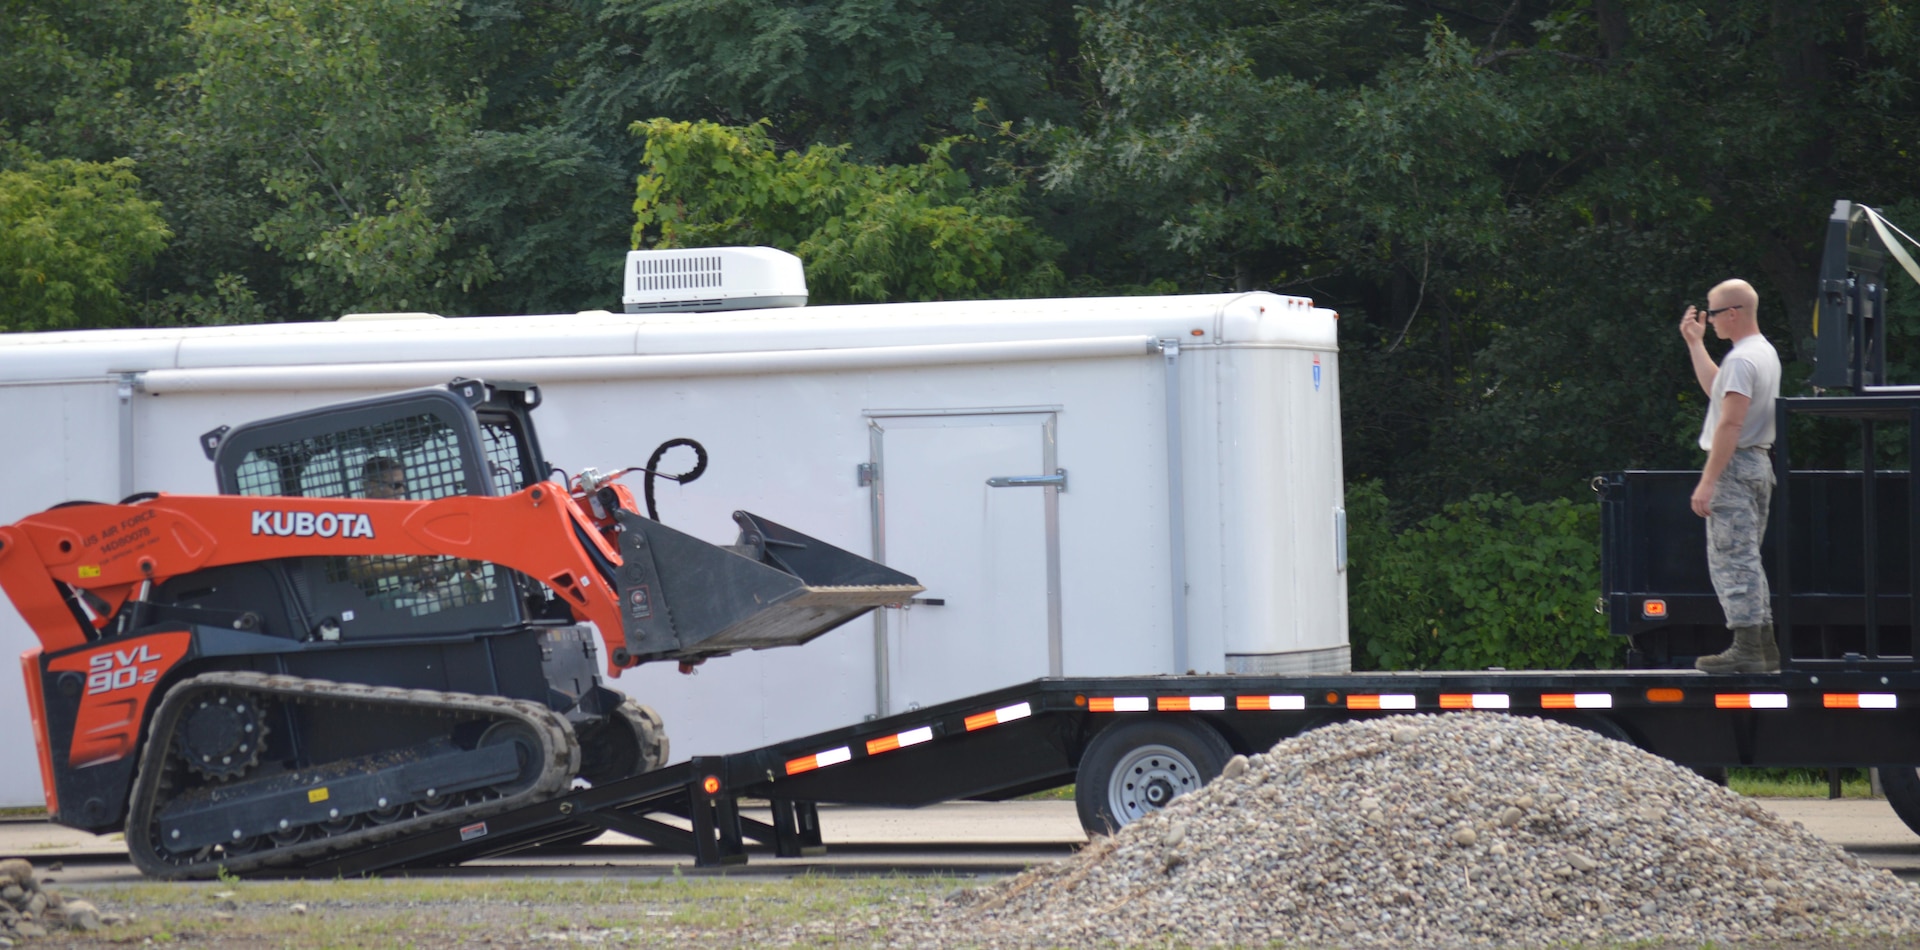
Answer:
[
  {"left": 124, "top": 671, "right": 579, "bottom": 879},
  {"left": 616, "top": 699, "right": 671, "bottom": 774}
]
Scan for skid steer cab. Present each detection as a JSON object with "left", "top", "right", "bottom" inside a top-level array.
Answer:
[{"left": 0, "top": 378, "right": 918, "bottom": 878}]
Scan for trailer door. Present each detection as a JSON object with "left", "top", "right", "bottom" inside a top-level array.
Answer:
[{"left": 867, "top": 410, "right": 1062, "bottom": 715}]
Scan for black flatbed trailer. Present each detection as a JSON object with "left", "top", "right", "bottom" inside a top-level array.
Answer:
[
  {"left": 300, "top": 667, "right": 1920, "bottom": 876},
  {"left": 297, "top": 199, "right": 1920, "bottom": 879}
]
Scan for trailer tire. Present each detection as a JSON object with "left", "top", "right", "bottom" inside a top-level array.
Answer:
[
  {"left": 1075, "top": 719, "right": 1232, "bottom": 836},
  {"left": 1880, "top": 766, "right": 1920, "bottom": 838}
]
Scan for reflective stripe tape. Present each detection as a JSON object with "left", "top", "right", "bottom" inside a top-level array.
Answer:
[
  {"left": 785, "top": 745, "right": 852, "bottom": 775},
  {"left": 865, "top": 725, "right": 935, "bottom": 756},
  {"left": 964, "top": 702, "right": 1033, "bottom": 731},
  {"left": 1824, "top": 693, "right": 1898, "bottom": 709},
  {"left": 1157, "top": 696, "right": 1226, "bottom": 711},
  {"left": 1541, "top": 693, "right": 1612, "bottom": 709},
  {"left": 1440, "top": 694, "right": 1510, "bottom": 710},
  {"left": 1089, "top": 697, "right": 1149, "bottom": 713},
  {"left": 1235, "top": 695, "right": 1308, "bottom": 711},
  {"left": 1715, "top": 693, "right": 1788, "bottom": 710},
  {"left": 1347, "top": 694, "right": 1417, "bottom": 711}
]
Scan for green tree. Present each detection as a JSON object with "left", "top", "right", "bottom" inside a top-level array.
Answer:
[
  {"left": 175, "top": 0, "right": 496, "bottom": 318},
  {"left": 587, "top": 0, "right": 1085, "bottom": 165},
  {"left": 0, "top": 150, "right": 171, "bottom": 331},
  {"left": 1036, "top": 0, "right": 1920, "bottom": 515},
  {"left": 632, "top": 118, "right": 1062, "bottom": 302},
  {"left": 0, "top": 0, "right": 191, "bottom": 163},
  {"left": 432, "top": 129, "right": 635, "bottom": 315}
]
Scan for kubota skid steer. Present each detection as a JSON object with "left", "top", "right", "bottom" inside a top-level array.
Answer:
[{"left": 0, "top": 379, "right": 919, "bottom": 878}]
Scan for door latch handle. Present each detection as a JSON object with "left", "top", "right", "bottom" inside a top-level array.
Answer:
[{"left": 985, "top": 469, "right": 1067, "bottom": 492}]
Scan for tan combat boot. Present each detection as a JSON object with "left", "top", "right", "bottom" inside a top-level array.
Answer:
[{"left": 1695, "top": 625, "right": 1781, "bottom": 674}]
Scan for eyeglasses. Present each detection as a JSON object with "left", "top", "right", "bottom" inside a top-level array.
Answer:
[{"left": 1703, "top": 304, "right": 1743, "bottom": 318}]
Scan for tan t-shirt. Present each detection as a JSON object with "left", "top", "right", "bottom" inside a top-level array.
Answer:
[{"left": 1698, "top": 334, "right": 1781, "bottom": 451}]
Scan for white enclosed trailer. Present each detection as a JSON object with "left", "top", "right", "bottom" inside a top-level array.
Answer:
[{"left": 0, "top": 288, "right": 1346, "bottom": 806}]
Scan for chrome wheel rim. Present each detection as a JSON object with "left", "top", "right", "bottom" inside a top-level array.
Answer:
[{"left": 1106, "top": 743, "right": 1203, "bottom": 827}]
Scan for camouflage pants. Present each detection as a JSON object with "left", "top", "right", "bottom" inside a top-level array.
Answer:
[{"left": 1706, "top": 447, "right": 1775, "bottom": 628}]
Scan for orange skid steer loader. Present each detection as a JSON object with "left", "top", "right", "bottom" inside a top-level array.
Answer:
[{"left": 0, "top": 379, "right": 918, "bottom": 877}]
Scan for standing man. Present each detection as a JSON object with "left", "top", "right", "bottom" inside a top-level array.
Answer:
[{"left": 1681, "top": 278, "right": 1782, "bottom": 673}]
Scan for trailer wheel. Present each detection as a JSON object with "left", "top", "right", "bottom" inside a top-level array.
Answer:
[
  {"left": 1075, "top": 719, "right": 1232, "bottom": 835},
  {"left": 1880, "top": 766, "right": 1920, "bottom": 838}
]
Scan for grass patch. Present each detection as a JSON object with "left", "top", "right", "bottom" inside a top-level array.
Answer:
[
  {"left": 1016, "top": 784, "right": 1074, "bottom": 802},
  {"left": 1729, "top": 767, "right": 1876, "bottom": 798},
  {"left": 76, "top": 873, "right": 970, "bottom": 948},
  {"left": 0, "top": 805, "right": 48, "bottom": 819}
]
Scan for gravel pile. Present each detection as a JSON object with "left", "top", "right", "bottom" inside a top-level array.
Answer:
[
  {"left": 896, "top": 713, "right": 1920, "bottom": 948},
  {"left": 0, "top": 858, "right": 118, "bottom": 944}
]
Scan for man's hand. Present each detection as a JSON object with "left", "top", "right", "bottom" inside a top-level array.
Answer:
[
  {"left": 1680, "top": 305, "right": 1706, "bottom": 347},
  {"left": 1691, "top": 477, "right": 1715, "bottom": 518}
]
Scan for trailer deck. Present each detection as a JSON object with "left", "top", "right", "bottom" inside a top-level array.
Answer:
[{"left": 298, "top": 669, "right": 1920, "bottom": 876}]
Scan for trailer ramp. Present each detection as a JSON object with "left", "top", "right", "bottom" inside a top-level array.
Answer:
[{"left": 295, "top": 680, "right": 1082, "bottom": 875}]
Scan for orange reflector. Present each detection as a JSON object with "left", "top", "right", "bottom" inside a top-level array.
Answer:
[
  {"left": 1541, "top": 693, "right": 1612, "bottom": 709},
  {"left": 964, "top": 701, "right": 1033, "bottom": 731},
  {"left": 784, "top": 745, "right": 852, "bottom": 775},
  {"left": 1157, "top": 696, "right": 1226, "bottom": 712},
  {"left": 1642, "top": 599, "right": 1667, "bottom": 619},
  {"left": 1325, "top": 692, "right": 1339, "bottom": 705},
  {"left": 865, "top": 725, "right": 935, "bottom": 756},
  {"left": 1646, "top": 688, "right": 1684, "bottom": 703},
  {"left": 1440, "top": 694, "right": 1510, "bottom": 710},
  {"left": 1824, "top": 693, "right": 1898, "bottom": 709},
  {"left": 1714, "top": 693, "right": 1788, "bottom": 710},
  {"left": 1089, "top": 697, "right": 1149, "bottom": 713},
  {"left": 1346, "top": 694, "right": 1416, "bottom": 711},
  {"left": 1236, "top": 695, "right": 1307, "bottom": 711},
  {"left": 702, "top": 775, "right": 721, "bottom": 795}
]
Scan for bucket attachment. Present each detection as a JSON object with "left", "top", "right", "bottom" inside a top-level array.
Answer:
[{"left": 612, "top": 510, "right": 922, "bottom": 665}]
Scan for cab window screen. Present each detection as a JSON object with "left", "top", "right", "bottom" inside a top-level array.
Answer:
[
  {"left": 229, "top": 411, "right": 496, "bottom": 618},
  {"left": 480, "top": 416, "right": 532, "bottom": 495},
  {"left": 231, "top": 412, "right": 469, "bottom": 501}
]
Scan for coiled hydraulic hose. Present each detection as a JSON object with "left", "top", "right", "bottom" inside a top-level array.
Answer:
[{"left": 642, "top": 438, "right": 708, "bottom": 522}]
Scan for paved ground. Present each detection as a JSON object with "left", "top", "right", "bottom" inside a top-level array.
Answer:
[{"left": 5, "top": 797, "right": 1917, "bottom": 884}]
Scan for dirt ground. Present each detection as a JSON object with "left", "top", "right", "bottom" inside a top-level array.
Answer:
[
  {"left": 12, "top": 795, "right": 1920, "bottom": 948},
  {"left": 13, "top": 875, "right": 1920, "bottom": 949}
]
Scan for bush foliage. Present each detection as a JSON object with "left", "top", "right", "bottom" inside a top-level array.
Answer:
[{"left": 1348, "top": 480, "right": 1617, "bottom": 672}]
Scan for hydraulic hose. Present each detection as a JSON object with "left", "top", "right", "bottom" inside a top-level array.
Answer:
[{"left": 643, "top": 438, "right": 708, "bottom": 522}]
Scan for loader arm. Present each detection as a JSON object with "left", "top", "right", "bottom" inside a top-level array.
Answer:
[{"left": 0, "top": 484, "right": 919, "bottom": 677}]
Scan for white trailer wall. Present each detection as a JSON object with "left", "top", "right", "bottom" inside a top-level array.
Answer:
[{"left": 0, "top": 292, "right": 1343, "bottom": 806}]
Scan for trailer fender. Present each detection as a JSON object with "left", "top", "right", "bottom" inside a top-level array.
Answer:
[
  {"left": 1074, "top": 718, "right": 1232, "bottom": 835},
  {"left": 1546, "top": 710, "right": 1639, "bottom": 750}
]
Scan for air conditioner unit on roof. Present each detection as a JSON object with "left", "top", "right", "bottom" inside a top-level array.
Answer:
[{"left": 622, "top": 247, "right": 807, "bottom": 314}]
